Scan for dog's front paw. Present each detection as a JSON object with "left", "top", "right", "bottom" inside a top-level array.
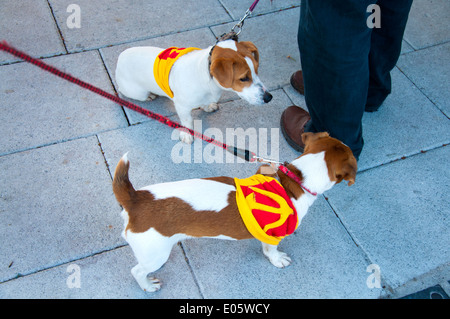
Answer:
[
  {"left": 179, "top": 131, "right": 194, "bottom": 144},
  {"left": 140, "top": 277, "right": 162, "bottom": 292},
  {"left": 263, "top": 246, "right": 292, "bottom": 268},
  {"left": 269, "top": 251, "right": 292, "bottom": 268},
  {"left": 146, "top": 93, "right": 157, "bottom": 101},
  {"left": 202, "top": 102, "right": 219, "bottom": 113},
  {"left": 131, "top": 265, "right": 162, "bottom": 292}
]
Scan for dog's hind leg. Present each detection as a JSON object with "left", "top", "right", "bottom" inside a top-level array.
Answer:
[
  {"left": 126, "top": 229, "right": 177, "bottom": 292},
  {"left": 117, "top": 84, "right": 152, "bottom": 102},
  {"left": 116, "top": 74, "right": 153, "bottom": 102},
  {"left": 131, "top": 263, "right": 162, "bottom": 292}
]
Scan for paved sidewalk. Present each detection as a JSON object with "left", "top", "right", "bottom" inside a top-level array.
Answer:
[{"left": 0, "top": 0, "right": 449, "bottom": 299}]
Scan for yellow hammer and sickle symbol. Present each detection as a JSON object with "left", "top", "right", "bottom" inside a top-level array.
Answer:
[{"left": 246, "top": 187, "right": 294, "bottom": 233}]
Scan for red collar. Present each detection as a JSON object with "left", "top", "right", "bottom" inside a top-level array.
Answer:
[{"left": 278, "top": 164, "right": 318, "bottom": 197}]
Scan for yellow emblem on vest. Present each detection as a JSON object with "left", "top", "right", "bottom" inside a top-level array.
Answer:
[
  {"left": 153, "top": 47, "right": 200, "bottom": 98},
  {"left": 234, "top": 174, "right": 299, "bottom": 245}
]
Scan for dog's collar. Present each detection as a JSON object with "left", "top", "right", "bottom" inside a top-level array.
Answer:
[
  {"left": 208, "top": 45, "right": 216, "bottom": 78},
  {"left": 278, "top": 163, "right": 318, "bottom": 197}
]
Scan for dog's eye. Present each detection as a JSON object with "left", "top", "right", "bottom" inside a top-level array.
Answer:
[{"left": 240, "top": 76, "right": 250, "bottom": 82}]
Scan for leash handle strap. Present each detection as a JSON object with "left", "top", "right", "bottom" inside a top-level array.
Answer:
[
  {"left": 0, "top": 41, "right": 258, "bottom": 161},
  {"left": 249, "top": 0, "right": 261, "bottom": 12}
]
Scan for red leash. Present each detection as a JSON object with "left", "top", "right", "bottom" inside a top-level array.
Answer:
[
  {"left": 0, "top": 1, "right": 265, "bottom": 161},
  {"left": 0, "top": 40, "right": 318, "bottom": 196},
  {"left": 0, "top": 40, "right": 256, "bottom": 162}
]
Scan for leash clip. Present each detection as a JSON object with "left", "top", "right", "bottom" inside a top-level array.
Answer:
[
  {"left": 252, "top": 155, "right": 283, "bottom": 166},
  {"left": 227, "top": 0, "right": 262, "bottom": 37},
  {"left": 231, "top": 9, "right": 252, "bottom": 36},
  {"left": 252, "top": 155, "right": 282, "bottom": 175}
]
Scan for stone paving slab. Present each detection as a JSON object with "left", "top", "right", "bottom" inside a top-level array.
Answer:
[
  {"left": 400, "top": 40, "right": 415, "bottom": 55},
  {"left": 397, "top": 42, "right": 450, "bottom": 118},
  {"left": 48, "top": 0, "right": 232, "bottom": 52},
  {"left": 0, "top": 245, "right": 201, "bottom": 299},
  {"left": 358, "top": 67, "right": 450, "bottom": 171},
  {"left": 0, "top": 0, "right": 66, "bottom": 64},
  {"left": 325, "top": 146, "right": 450, "bottom": 292},
  {"left": 0, "top": 0, "right": 449, "bottom": 300},
  {"left": 403, "top": 0, "right": 450, "bottom": 50},
  {"left": 0, "top": 50, "right": 128, "bottom": 155},
  {"left": 0, "top": 136, "right": 122, "bottom": 283}
]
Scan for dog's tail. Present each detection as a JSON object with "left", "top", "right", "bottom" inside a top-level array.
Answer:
[{"left": 112, "top": 153, "right": 136, "bottom": 210}]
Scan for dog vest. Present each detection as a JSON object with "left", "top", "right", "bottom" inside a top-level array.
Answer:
[
  {"left": 234, "top": 174, "right": 299, "bottom": 245},
  {"left": 153, "top": 47, "right": 200, "bottom": 98}
]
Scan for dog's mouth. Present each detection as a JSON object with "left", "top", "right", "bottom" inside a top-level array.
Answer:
[{"left": 239, "top": 85, "right": 272, "bottom": 105}]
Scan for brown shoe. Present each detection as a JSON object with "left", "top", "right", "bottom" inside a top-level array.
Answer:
[
  {"left": 290, "top": 70, "right": 305, "bottom": 95},
  {"left": 280, "top": 105, "right": 311, "bottom": 152}
]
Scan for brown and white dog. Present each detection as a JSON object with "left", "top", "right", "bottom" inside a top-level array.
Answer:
[
  {"left": 112, "top": 132, "right": 357, "bottom": 292},
  {"left": 115, "top": 39, "right": 272, "bottom": 144}
]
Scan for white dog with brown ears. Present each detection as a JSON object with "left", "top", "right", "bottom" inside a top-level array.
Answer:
[
  {"left": 112, "top": 132, "right": 357, "bottom": 292},
  {"left": 115, "top": 39, "right": 272, "bottom": 144}
]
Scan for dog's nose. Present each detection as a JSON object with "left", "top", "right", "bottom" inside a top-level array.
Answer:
[{"left": 263, "top": 91, "right": 273, "bottom": 103}]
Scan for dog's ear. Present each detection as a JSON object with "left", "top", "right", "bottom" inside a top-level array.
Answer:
[
  {"left": 337, "top": 164, "right": 357, "bottom": 186},
  {"left": 210, "top": 57, "right": 234, "bottom": 88},
  {"left": 301, "top": 132, "right": 329, "bottom": 146},
  {"left": 332, "top": 156, "right": 357, "bottom": 186},
  {"left": 301, "top": 132, "right": 314, "bottom": 145},
  {"left": 239, "top": 41, "right": 259, "bottom": 64}
]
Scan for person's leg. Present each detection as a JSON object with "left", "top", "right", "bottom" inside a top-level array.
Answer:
[
  {"left": 298, "top": 0, "right": 374, "bottom": 159},
  {"left": 366, "top": 0, "right": 413, "bottom": 111}
]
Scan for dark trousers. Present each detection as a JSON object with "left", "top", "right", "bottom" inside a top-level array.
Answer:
[{"left": 298, "top": 0, "right": 413, "bottom": 158}]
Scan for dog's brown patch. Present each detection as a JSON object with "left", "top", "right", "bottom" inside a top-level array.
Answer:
[
  {"left": 301, "top": 132, "right": 357, "bottom": 186},
  {"left": 113, "top": 165, "right": 252, "bottom": 239},
  {"left": 124, "top": 190, "right": 252, "bottom": 239},
  {"left": 210, "top": 41, "right": 259, "bottom": 92}
]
